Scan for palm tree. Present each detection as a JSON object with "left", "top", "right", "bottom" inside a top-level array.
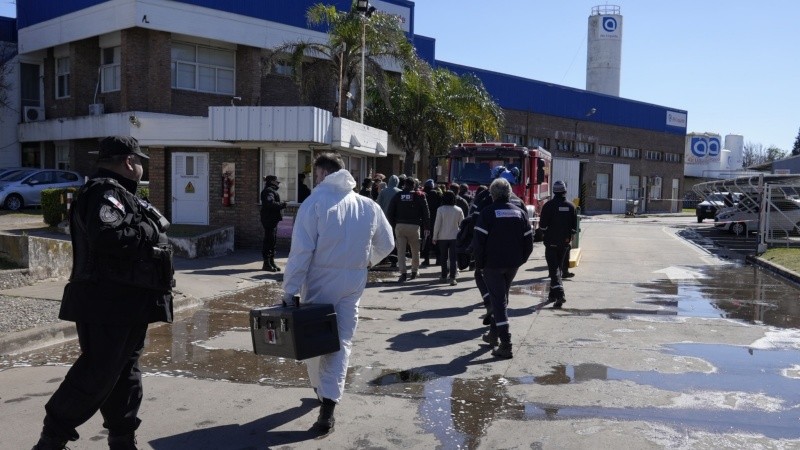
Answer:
[
  {"left": 262, "top": 2, "right": 416, "bottom": 120},
  {"left": 369, "top": 65, "right": 503, "bottom": 176}
]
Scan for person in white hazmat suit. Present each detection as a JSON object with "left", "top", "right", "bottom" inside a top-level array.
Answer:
[{"left": 282, "top": 152, "right": 395, "bottom": 433}]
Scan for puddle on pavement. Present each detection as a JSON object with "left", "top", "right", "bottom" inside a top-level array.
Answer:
[{"left": 4, "top": 264, "right": 800, "bottom": 446}]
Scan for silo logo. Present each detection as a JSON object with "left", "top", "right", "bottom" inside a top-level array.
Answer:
[
  {"left": 691, "top": 137, "right": 721, "bottom": 158},
  {"left": 602, "top": 17, "right": 617, "bottom": 32}
]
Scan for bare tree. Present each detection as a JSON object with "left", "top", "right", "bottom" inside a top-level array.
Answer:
[
  {"left": 743, "top": 141, "right": 787, "bottom": 167},
  {"left": 0, "top": 42, "right": 16, "bottom": 112}
]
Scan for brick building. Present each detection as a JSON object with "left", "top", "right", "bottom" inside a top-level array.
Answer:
[{"left": 4, "top": 0, "right": 688, "bottom": 250}]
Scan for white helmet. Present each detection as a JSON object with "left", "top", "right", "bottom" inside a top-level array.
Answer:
[{"left": 553, "top": 180, "right": 567, "bottom": 194}]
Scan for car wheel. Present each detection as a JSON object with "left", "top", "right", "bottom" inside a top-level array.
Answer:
[
  {"left": 731, "top": 222, "right": 746, "bottom": 235},
  {"left": 697, "top": 216, "right": 703, "bottom": 223},
  {"left": 4, "top": 194, "right": 23, "bottom": 211}
]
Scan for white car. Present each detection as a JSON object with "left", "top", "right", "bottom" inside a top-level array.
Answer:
[
  {"left": 0, "top": 169, "right": 84, "bottom": 211},
  {"left": 715, "top": 198, "right": 800, "bottom": 235}
]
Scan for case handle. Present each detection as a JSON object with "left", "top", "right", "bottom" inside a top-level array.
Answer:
[{"left": 282, "top": 295, "right": 301, "bottom": 308}]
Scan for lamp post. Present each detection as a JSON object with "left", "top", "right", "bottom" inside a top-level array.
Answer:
[
  {"left": 574, "top": 107, "right": 597, "bottom": 152},
  {"left": 356, "top": 0, "right": 376, "bottom": 123}
]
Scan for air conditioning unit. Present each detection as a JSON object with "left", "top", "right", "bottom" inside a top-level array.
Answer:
[{"left": 23, "top": 106, "right": 45, "bottom": 123}]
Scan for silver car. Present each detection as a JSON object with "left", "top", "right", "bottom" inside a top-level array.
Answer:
[{"left": 0, "top": 169, "right": 84, "bottom": 211}]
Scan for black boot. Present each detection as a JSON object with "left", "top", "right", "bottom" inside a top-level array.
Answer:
[
  {"left": 492, "top": 342, "right": 513, "bottom": 358},
  {"left": 263, "top": 260, "right": 277, "bottom": 272},
  {"left": 108, "top": 433, "right": 138, "bottom": 450},
  {"left": 269, "top": 257, "right": 281, "bottom": 271},
  {"left": 32, "top": 433, "right": 69, "bottom": 450},
  {"left": 313, "top": 398, "right": 336, "bottom": 433}
]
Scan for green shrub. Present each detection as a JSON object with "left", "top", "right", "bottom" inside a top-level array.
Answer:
[
  {"left": 137, "top": 185, "right": 149, "bottom": 199},
  {"left": 41, "top": 187, "right": 79, "bottom": 226}
]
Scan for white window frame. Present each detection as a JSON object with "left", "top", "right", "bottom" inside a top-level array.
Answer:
[
  {"left": 56, "top": 57, "right": 70, "bottom": 99},
  {"left": 261, "top": 149, "right": 298, "bottom": 203},
  {"left": 503, "top": 134, "right": 524, "bottom": 146},
  {"left": 645, "top": 150, "right": 663, "bottom": 161},
  {"left": 100, "top": 46, "right": 121, "bottom": 93},
  {"left": 621, "top": 147, "right": 641, "bottom": 159},
  {"left": 598, "top": 145, "right": 618, "bottom": 156},
  {"left": 664, "top": 152, "right": 681, "bottom": 163},
  {"left": 55, "top": 143, "right": 70, "bottom": 170},
  {"left": 273, "top": 60, "right": 293, "bottom": 76},
  {"left": 596, "top": 173, "right": 609, "bottom": 199},
  {"left": 575, "top": 142, "right": 594, "bottom": 154},
  {"left": 528, "top": 137, "right": 549, "bottom": 149},
  {"left": 171, "top": 42, "right": 235, "bottom": 95},
  {"left": 650, "top": 176, "right": 663, "bottom": 200}
]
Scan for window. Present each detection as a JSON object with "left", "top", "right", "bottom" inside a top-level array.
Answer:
[
  {"left": 556, "top": 140, "right": 573, "bottom": 152},
  {"left": 621, "top": 147, "right": 640, "bottom": 159},
  {"left": 261, "top": 150, "right": 298, "bottom": 202},
  {"left": 56, "top": 144, "right": 70, "bottom": 170},
  {"left": 645, "top": 150, "right": 663, "bottom": 161},
  {"left": 528, "top": 137, "right": 549, "bottom": 149},
  {"left": 503, "top": 134, "right": 524, "bottom": 146},
  {"left": 101, "top": 46, "right": 121, "bottom": 92},
  {"left": 596, "top": 173, "right": 609, "bottom": 199},
  {"left": 598, "top": 145, "right": 618, "bottom": 157},
  {"left": 575, "top": 142, "right": 594, "bottom": 154},
  {"left": 171, "top": 42, "right": 235, "bottom": 95},
  {"left": 273, "top": 60, "right": 293, "bottom": 76},
  {"left": 664, "top": 153, "right": 681, "bottom": 163},
  {"left": 56, "top": 57, "right": 70, "bottom": 98}
]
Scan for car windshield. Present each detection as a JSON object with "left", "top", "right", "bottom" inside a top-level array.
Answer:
[{"left": 0, "top": 170, "right": 35, "bottom": 181}]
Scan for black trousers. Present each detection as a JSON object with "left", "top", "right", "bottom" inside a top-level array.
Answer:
[
  {"left": 545, "top": 243, "right": 568, "bottom": 287},
  {"left": 483, "top": 267, "right": 518, "bottom": 343},
  {"left": 561, "top": 243, "right": 572, "bottom": 274},
  {"left": 43, "top": 322, "right": 148, "bottom": 441},
  {"left": 262, "top": 221, "right": 278, "bottom": 260},
  {"left": 475, "top": 267, "right": 490, "bottom": 311},
  {"left": 437, "top": 240, "right": 457, "bottom": 278}
]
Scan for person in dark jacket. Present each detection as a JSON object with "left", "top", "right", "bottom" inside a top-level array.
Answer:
[
  {"left": 538, "top": 180, "right": 578, "bottom": 309},
  {"left": 260, "top": 175, "right": 287, "bottom": 272},
  {"left": 421, "top": 179, "right": 442, "bottom": 267},
  {"left": 297, "top": 173, "right": 311, "bottom": 203},
  {"left": 33, "top": 136, "right": 175, "bottom": 450},
  {"left": 359, "top": 177, "right": 373, "bottom": 197},
  {"left": 472, "top": 177, "right": 533, "bottom": 359},
  {"left": 387, "top": 177, "right": 430, "bottom": 282},
  {"left": 449, "top": 183, "right": 470, "bottom": 217}
]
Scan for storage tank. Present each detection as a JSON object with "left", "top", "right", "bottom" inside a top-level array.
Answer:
[
  {"left": 724, "top": 134, "right": 744, "bottom": 169},
  {"left": 684, "top": 132, "right": 722, "bottom": 177},
  {"left": 586, "top": 5, "right": 622, "bottom": 96}
]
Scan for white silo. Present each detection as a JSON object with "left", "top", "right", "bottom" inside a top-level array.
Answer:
[
  {"left": 724, "top": 134, "right": 744, "bottom": 169},
  {"left": 586, "top": 5, "right": 623, "bottom": 96},
  {"left": 684, "top": 132, "right": 722, "bottom": 177}
]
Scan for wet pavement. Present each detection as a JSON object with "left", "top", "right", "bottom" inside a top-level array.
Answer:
[{"left": 2, "top": 216, "right": 800, "bottom": 448}]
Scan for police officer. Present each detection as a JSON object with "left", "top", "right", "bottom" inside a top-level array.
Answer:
[
  {"left": 472, "top": 178, "right": 533, "bottom": 359},
  {"left": 33, "top": 136, "right": 174, "bottom": 450},
  {"left": 260, "top": 175, "right": 287, "bottom": 272},
  {"left": 421, "top": 179, "right": 441, "bottom": 267},
  {"left": 538, "top": 180, "right": 578, "bottom": 309},
  {"left": 387, "top": 177, "right": 430, "bottom": 282}
]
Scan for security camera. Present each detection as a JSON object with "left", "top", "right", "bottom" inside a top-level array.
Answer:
[{"left": 129, "top": 115, "right": 137, "bottom": 124}]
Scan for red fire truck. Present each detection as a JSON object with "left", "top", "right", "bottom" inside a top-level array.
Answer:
[{"left": 445, "top": 142, "right": 552, "bottom": 224}]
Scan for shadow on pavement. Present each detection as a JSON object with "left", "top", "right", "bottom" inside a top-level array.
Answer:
[{"left": 149, "top": 398, "right": 322, "bottom": 449}]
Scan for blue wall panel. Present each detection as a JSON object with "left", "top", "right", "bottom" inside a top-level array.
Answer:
[
  {"left": 437, "top": 61, "right": 686, "bottom": 136},
  {"left": 0, "top": 17, "right": 16, "bottom": 43}
]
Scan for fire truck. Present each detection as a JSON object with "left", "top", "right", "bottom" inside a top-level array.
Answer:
[{"left": 445, "top": 142, "right": 552, "bottom": 224}]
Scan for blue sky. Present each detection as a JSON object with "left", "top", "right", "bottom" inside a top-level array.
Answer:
[
  {"left": 2, "top": 1, "right": 798, "bottom": 151},
  {"left": 413, "top": 0, "right": 800, "bottom": 151}
]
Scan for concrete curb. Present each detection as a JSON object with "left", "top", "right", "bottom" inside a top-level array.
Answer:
[
  {"left": 746, "top": 255, "right": 800, "bottom": 286},
  {"left": 0, "top": 293, "right": 204, "bottom": 356}
]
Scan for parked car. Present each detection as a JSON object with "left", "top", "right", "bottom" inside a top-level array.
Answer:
[
  {"left": 695, "top": 192, "right": 740, "bottom": 223},
  {"left": 0, "top": 167, "right": 28, "bottom": 178},
  {"left": 0, "top": 169, "right": 84, "bottom": 211},
  {"left": 715, "top": 198, "right": 800, "bottom": 235}
]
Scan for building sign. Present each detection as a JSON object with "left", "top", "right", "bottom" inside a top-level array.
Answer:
[
  {"left": 666, "top": 111, "right": 687, "bottom": 128},
  {"left": 686, "top": 136, "right": 721, "bottom": 164},
  {"left": 598, "top": 16, "right": 621, "bottom": 39}
]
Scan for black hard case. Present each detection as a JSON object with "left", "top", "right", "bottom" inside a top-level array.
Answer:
[{"left": 250, "top": 298, "right": 340, "bottom": 360}]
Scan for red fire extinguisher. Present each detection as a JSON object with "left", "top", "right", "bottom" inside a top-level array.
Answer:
[{"left": 222, "top": 174, "right": 232, "bottom": 206}]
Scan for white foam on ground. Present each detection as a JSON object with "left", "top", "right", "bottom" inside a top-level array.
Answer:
[
  {"left": 670, "top": 390, "right": 784, "bottom": 412},
  {"left": 750, "top": 329, "right": 800, "bottom": 350},
  {"left": 192, "top": 330, "right": 251, "bottom": 351}
]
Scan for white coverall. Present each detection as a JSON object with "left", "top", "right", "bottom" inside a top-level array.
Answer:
[{"left": 282, "top": 169, "right": 395, "bottom": 402}]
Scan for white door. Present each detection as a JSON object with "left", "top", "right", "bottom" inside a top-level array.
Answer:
[
  {"left": 172, "top": 152, "right": 209, "bottom": 225},
  {"left": 552, "top": 158, "right": 580, "bottom": 204},
  {"left": 671, "top": 178, "right": 680, "bottom": 213},
  {"left": 611, "top": 163, "right": 630, "bottom": 214}
]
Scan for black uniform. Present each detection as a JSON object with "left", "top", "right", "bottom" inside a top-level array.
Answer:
[
  {"left": 260, "top": 182, "right": 286, "bottom": 267},
  {"left": 538, "top": 194, "right": 578, "bottom": 305},
  {"left": 421, "top": 186, "right": 442, "bottom": 264},
  {"left": 42, "top": 168, "right": 174, "bottom": 443},
  {"left": 472, "top": 198, "right": 533, "bottom": 345}
]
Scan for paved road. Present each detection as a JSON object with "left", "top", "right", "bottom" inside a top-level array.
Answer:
[{"left": 2, "top": 214, "right": 800, "bottom": 449}]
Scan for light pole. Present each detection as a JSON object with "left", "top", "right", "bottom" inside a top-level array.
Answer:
[
  {"left": 356, "top": 0, "right": 376, "bottom": 123},
  {"left": 574, "top": 107, "right": 597, "bottom": 152}
]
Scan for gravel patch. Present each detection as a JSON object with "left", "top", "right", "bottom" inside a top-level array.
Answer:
[{"left": 0, "top": 295, "right": 61, "bottom": 334}]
